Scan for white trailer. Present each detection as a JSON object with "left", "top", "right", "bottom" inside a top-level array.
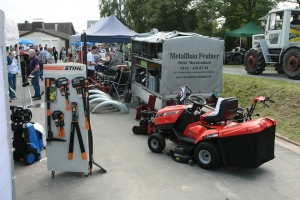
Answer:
[{"left": 130, "top": 31, "right": 224, "bottom": 110}]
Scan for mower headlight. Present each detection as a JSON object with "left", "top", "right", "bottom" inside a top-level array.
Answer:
[{"left": 203, "top": 133, "right": 218, "bottom": 139}]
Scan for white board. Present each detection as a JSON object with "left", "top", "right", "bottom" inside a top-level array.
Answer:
[{"left": 44, "top": 63, "right": 89, "bottom": 173}]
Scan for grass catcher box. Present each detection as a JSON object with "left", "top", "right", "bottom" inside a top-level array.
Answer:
[{"left": 218, "top": 125, "right": 275, "bottom": 168}]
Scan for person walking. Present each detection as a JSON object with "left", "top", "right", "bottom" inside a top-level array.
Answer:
[
  {"left": 28, "top": 49, "right": 41, "bottom": 100},
  {"left": 7, "top": 52, "right": 19, "bottom": 100},
  {"left": 53, "top": 47, "right": 58, "bottom": 63},
  {"left": 39, "top": 46, "right": 47, "bottom": 79},
  {"left": 46, "top": 47, "right": 55, "bottom": 64},
  {"left": 60, "top": 47, "right": 66, "bottom": 62}
]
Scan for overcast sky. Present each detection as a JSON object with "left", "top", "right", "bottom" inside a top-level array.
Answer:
[
  {"left": 1, "top": 0, "right": 100, "bottom": 33},
  {"left": 0, "top": 1, "right": 298, "bottom": 34}
]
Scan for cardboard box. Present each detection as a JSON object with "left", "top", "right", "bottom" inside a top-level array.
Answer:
[{"left": 149, "top": 63, "right": 161, "bottom": 69}]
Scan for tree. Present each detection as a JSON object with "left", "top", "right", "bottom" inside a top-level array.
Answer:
[
  {"left": 98, "top": 0, "right": 128, "bottom": 26},
  {"left": 195, "top": 0, "right": 223, "bottom": 36},
  {"left": 124, "top": 0, "right": 148, "bottom": 33},
  {"left": 144, "top": 0, "right": 196, "bottom": 32}
]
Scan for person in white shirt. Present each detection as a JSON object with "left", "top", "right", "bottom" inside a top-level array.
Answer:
[
  {"left": 7, "top": 51, "right": 20, "bottom": 100},
  {"left": 87, "top": 46, "right": 98, "bottom": 77}
]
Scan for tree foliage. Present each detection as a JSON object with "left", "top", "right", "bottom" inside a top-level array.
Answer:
[
  {"left": 144, "top": 0, "right": 196, "bottom": 32},
  {"left": 124, "top": 0, "right": 148, "bottom": 33},
  {"left": 98, "top": 0, "right": 127, "bottom": 25},
  {"left": 195, "top": 0, "right": 222, "bottom": 36}
]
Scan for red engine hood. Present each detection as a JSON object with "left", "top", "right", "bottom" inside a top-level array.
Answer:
[{"left": 154, "top": 105, "right": 185, "bottom": 125}]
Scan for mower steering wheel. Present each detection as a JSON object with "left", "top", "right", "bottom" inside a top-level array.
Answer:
[
  {"left": 186, "top": 95, "right": 206, "bottom": 115},
  {"left": 188, "top": 95, "right": 206, "bottom": 107}
]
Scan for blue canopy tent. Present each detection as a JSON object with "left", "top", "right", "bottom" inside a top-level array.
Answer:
[
  {"left": 79, "top": 15, "right": 137, "bottom": 43},
  {"left": 19, "top": 38, "right": 34, "bottom": 45}
]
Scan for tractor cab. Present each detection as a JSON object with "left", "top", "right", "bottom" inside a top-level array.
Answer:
[{"left": 264, "top": 9, "right": 300, "bottom": 49}]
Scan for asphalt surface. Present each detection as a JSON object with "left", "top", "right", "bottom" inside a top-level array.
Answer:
[
  {"left": 223, "top": 65, "right": 300, "bottom": 83},
  {"left": 10, "top": 73, "right": 300, "bottom": 200}
]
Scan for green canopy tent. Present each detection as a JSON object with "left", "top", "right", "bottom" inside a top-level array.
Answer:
[{"left": 225, "top": 21, "right": 264, "bottom": 48}]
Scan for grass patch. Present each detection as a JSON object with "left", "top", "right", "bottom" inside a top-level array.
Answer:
[{"left": 222, "top": 74, "right": 300, "bottom": 143}]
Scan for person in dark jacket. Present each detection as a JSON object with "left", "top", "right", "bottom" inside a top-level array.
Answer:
[
  {"left": 28, "top": 49, "right": 41, "bottom": 100},
  {"left": 53, "top": 47, "right": 58, "bottom": 63}
]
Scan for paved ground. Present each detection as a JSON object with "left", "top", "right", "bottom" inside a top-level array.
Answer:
[
  {"left": 223, "top": 66, "right": 300, "bottom": 83},
  {"left": 10, "top": 75, "right": 300, "bottom": 200}
]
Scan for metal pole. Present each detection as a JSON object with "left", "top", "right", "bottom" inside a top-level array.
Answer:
[
  {"left": 240, "top": 37, "right": 242, "bottom": 48},
  {"left": 83, "top": 31, "right": 106, "bottom": 174}
]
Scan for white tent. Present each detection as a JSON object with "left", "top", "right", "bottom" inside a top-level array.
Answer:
[{"left": 0, "top": 9, "right": 17, "bottom": 200}]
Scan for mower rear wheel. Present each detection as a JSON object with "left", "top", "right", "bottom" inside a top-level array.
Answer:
[
  {"left": 194, "top": 142, "right": 220, "bottom": 170},
  {"left": 148, "top": 133, "right": 166, "bottom": 153}
]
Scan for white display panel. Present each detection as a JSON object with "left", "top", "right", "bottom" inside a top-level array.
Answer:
[{"left": 44, "top": 63, "right": 89, "bottom": 173}]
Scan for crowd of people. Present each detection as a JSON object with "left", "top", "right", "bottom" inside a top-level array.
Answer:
[
  {"left": 6, "top": 44, "right": 73, "bottom": 102},
  {"left": 6, "top": 42, "right": 124, "bottom": 102}
]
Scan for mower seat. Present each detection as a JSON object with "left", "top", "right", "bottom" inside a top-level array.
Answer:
[{"left": 203, "top": 97, "right": 238, "bottom": 124}]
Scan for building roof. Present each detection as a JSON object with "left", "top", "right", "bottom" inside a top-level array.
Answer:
[{"left": 18, "top": 22, "right": 76, "bottom": 40}]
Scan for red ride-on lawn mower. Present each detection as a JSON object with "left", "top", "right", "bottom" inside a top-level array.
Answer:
[
  {"left": 147, "top": 94, "right": 276, "bottom": 170},
  {"left": 132, "top": 86, "right": 203, "bottom": 135}
]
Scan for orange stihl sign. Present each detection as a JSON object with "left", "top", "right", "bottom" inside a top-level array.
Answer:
[
  {"left": 64, "top": 66, "right": 83, "bottom": 70},
  {"left": 44, "top": 65, "right": 84, "bottom": 71}
]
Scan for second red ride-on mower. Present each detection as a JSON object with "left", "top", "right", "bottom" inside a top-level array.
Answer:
[{"left": 147, "top": 88, "right": 276, "bottom": 170}]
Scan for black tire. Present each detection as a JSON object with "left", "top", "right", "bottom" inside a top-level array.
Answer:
[
  {"left": 274, "top": 64, "right": 284, "bottom": 74},
  {"left": 194, "top": 142, "right": 220, "bottom": 170},
  {"left": 132, "top": 126, "right": 141, "bottom": 135},
  {"left": 277, "top": 70, "right": 285, "bottom": 74},
  {"left": 244, "top": 48, "right": 265, "bottom": 75},
  {"left": 233, "top": 56, "right": 242, "bottom": 65},
  {"left": 282, "top": 48, "right": 300, "bottom": 80},
  {"left": 148, "top": 133, "right": 166, "bottom": 153}
]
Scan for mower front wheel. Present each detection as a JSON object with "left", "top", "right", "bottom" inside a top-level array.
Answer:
[
  {"left": 148, "top": 133, "right": 166, "bottom": 153},
  {"left": 194, "top": 142, "right": 220, "bottom": 170}
]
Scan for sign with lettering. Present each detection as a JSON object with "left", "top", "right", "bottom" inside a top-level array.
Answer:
[{"left": 161, "top": 36, "right": 223, "bottom": 95}]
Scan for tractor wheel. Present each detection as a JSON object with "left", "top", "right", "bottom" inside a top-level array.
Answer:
[
  {"left": 244, "top": 48, "right": 266, "bottom": 75},
  {"left": 233, "top": 56, "right": 242, "bottom": 65},
  {"left": 282, "top": 48, "right": 300, "bottom": 80},
  {"left": 194, "top": 142, "right": 220, "bottom": 170},
  {"left": 24, "top": 152, "right": 36, "bottom": 165},
  {"left": 148, "top": 133, "right": 166, "bottom": 153}
]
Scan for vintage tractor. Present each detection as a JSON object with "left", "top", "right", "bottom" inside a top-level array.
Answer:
[
  {"left": 224, "top": 47, "right": 246, "bottom": 65},
  {"left": 245, "top": 8, "right": 300, "bottom": 79}
]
